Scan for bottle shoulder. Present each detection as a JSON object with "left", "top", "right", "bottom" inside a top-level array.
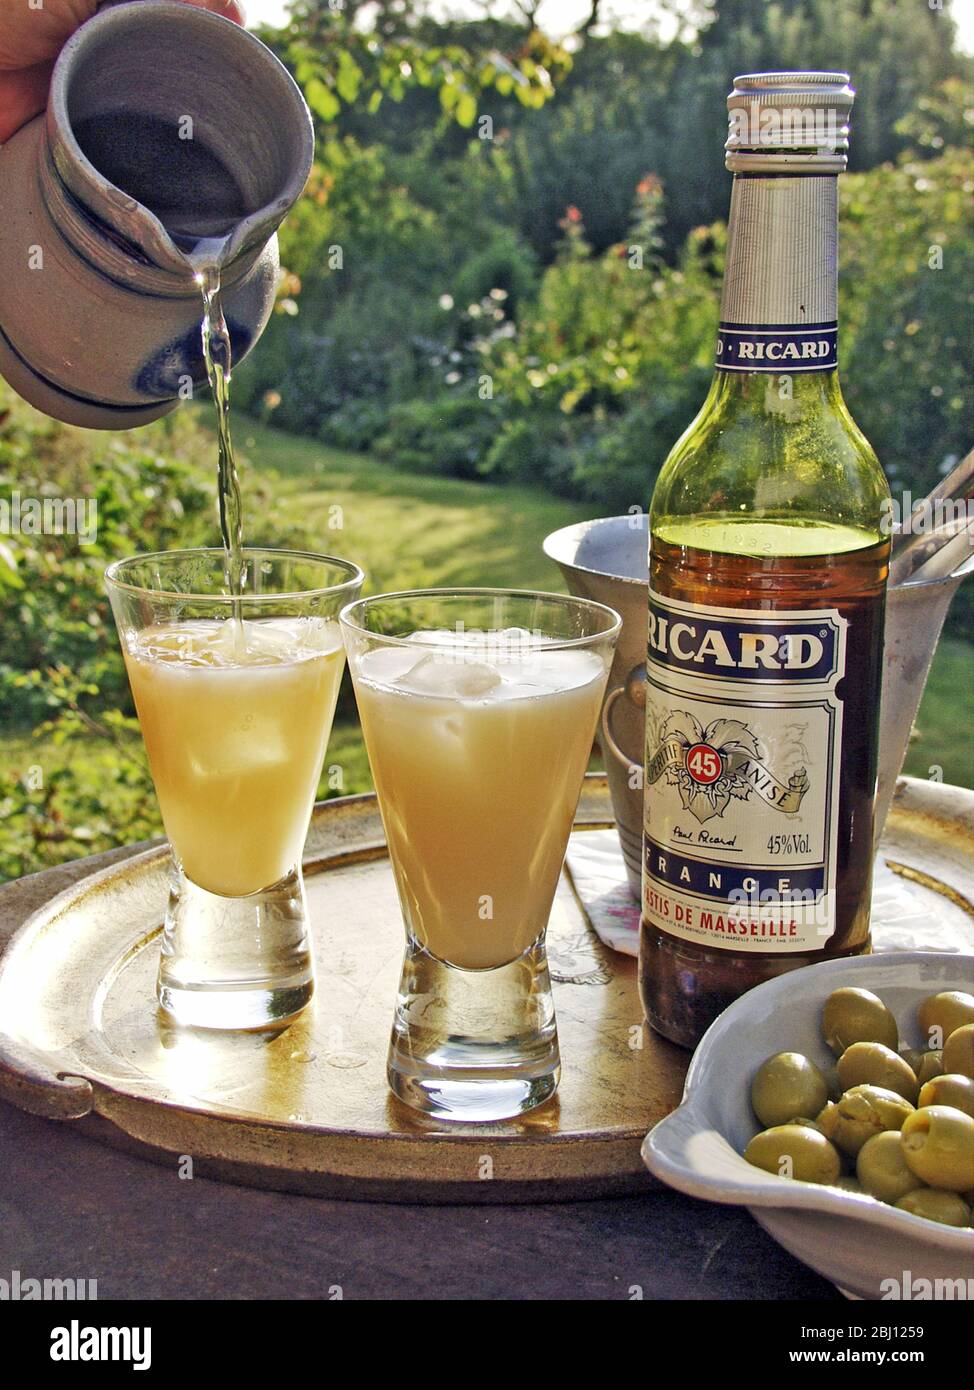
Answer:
[{"left": 650, "top": 371, "right": 891, "bottom": 545}]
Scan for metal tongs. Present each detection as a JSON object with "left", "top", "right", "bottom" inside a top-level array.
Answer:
[{"left": 889, "top": 448, "right": 974, "bottom": 586}]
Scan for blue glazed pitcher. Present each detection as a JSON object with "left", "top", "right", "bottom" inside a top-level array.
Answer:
[{"left": 0, "top": 2, "right": 313, "bottom": 428}]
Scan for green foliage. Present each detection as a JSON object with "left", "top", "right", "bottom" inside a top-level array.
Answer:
[
  {"left": 449, "top": 225, "right": 539, "bottom": 319},
  {"left": 839, "top": 146, "right": 974, "bottom": 498},
  {"left": 0, "top": 726, "right": 160, "bottom": 880},
  {"left": 279, "top": 4, "right": 570, "bottom": 129},
  {"left": 894, "top": 77, "right": 974, "bottom": 156},
  {"left": 240, "top": 3, "right": 973, "bottom": 509},
  {"left": 452, "top": 187, "right": 721, "bottom": 506},
  {"left": 470, "top": 6, "right": 968, "bottom": 261},
  {"left": 694, "top": 0, "right": 964, "bottom": 172},
  {"left": 337, "top": 138, "right": 973, "bottom": 519},
  {"left": 231, "top": 136, "right": 539, "bottom": 449},
  {"left": 375, "top": 390, "right": 501, "bottom": 479},
  {"left": 0, "top": 407, "right": 218, "bottom": 722},
  {"left": 901, "top": 639, "right": 974, "bottom": 790}
]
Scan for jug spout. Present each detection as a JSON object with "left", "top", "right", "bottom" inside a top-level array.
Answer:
[{"left": 0, "top": 2, "right": 314, "bottom": 428}]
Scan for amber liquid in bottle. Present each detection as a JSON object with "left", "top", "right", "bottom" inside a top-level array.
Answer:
[{"left": 640, "top": 527, "right": 889, "bottom": 1046}]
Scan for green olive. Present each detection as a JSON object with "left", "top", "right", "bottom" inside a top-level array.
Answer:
[
  {"left": 816, "top": 1085, "right": 915, "bottom": 1157},
  {"left": 836, "top": 1041, "right": 919, "bottom": 1103},
  {"left": 900, "top": 1045, "right": 939, "bottom": 1084},
  {"left": 744, "top": 1125, "right": 842, "bottom": 1185},
  {"left": 942, "top": 1023, "right": 974, "bottom": 1080},
  {"left": 917, "top": 991, "right": 974, "bottom": 1050},
  {"left": 832, "top": 1174, "right": 867, "bottom": 1194},
  {"left": 815, "top": 1100, "right": 838, "bottom": 1131},
  {"left": 750, "top": 1052, "right": 830, "bottom": 1128},
  {"left": 900, "top": 1045, "right": 943, "bottom": 1084},
  {"left": 900, "top": 1104, "right": 974, "bottom": 1191},
  {"left": 824, "top": 1063, "right": 844, "bottom": 1100},
  {"left": 856, "top": 1131, "right": 923, "bottom": 1204},
  {"left": 913, "top": 1051, "right": 944, "bottom": 1087},
  {"left": 895, "top": 1188, "right": 972, "bottom": 1227},
  {"left": 822, "top": 987, "right": 898, "bottom": 1056},
  {"left": 789, "top": 1116, "right": 826, "bottom": 1134},
  {"left": 918, "top": 1073, "right": 974, "bottom": 1119}
]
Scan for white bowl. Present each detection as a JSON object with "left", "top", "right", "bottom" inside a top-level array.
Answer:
[{"left": 642, "top": 952, "right": 974, "bottom": 1299}]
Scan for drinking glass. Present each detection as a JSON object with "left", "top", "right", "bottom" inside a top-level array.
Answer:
[
  {"left": 106, "top": 548, "right": 363, "bottom": 1030},
  {"left": 340, "top": 589, "right": 621, "bottom": 1121}
]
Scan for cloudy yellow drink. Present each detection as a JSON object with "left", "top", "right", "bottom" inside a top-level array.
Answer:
[
  {"left": 125, "top": 617, "right": 345, "bottom": 897},
  {"left": 352, "top": 631, "right": 608, "bottom": 970}
]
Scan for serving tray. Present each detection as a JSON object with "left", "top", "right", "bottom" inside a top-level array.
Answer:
[{"left": 0, "top": 774, "right": 971, "bottom": 1203}]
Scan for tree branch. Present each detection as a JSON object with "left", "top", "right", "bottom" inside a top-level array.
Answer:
[{"left": 577, "top": 0, "right": 604, "bottom": 35}]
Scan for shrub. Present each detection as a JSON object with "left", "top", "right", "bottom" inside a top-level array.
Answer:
[
  {"left": 375, "top": 391, "right": 501, "bottom": 478},
  {"left": 0, "top": 405, "right": 219, "bottom": 723},
  {"left": 839, "top": 146, "right": 974, "bottom": 500}
]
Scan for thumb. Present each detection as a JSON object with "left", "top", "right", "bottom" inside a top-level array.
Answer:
[
  {"left": 0, "top": 1, "right": 247, "bottom": 143},
  {"left": 0, "top": 62, "right": 55, "bottom": 144},
  {"left": 181, "top": 1, "right": 247, "bottom": 23}
]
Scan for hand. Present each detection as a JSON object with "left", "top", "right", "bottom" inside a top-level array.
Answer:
[{"left": 0, "top": 1, "right": 246, "bottom": 143}]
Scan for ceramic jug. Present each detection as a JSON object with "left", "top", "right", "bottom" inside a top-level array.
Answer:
[{"left": 0, "top": 1, "right": 313, "bottom": 428}]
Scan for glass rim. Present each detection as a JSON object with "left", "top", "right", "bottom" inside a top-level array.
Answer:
[
  {"left": 339, "top": 586, "right": 622, "bottom": 651},
  {"left": 104, "top": 547, "right": 365, "bottom": 604}
]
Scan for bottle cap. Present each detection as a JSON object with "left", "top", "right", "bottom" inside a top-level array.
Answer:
[{"left": 726, "top": 71, "right": 854, "bottom": 173}]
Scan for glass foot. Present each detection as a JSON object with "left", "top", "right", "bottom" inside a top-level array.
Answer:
[
  {"left": 387, "top": 938, "right": 560, "bottom": 1122},
  {"left": 157, "top": 860, "right": 314, "bottom": 1030}
]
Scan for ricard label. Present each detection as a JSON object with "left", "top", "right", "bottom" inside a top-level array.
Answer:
[
  {"left": 715, "top": 321, "right": 838, "bottom": 372},
  {"left": 643, "top": 591, "right": 847, "bottom": 952}
]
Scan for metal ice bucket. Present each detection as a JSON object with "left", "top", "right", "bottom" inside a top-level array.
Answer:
[
  {"left": 544, "top": 516, "right": 649, "bottom": 895},
  {"left": 544, "top": 515, "right": 972, "bottom": 899}
]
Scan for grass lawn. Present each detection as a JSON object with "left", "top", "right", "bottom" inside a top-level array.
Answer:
[
  {"left": 230, "top": 415, "right": 591, "bottom": 594},
  {"left": 900, "top": 636, "right": 974, "bottom": 789}
]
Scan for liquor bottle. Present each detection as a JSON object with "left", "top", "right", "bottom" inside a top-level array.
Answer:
[{"left": 640, "top": 72, "right": 891, "bottom": 1048}]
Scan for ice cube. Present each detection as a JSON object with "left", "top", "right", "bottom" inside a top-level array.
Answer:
[
  {"left": 406, "top": 628, "right": 470, "bottom": 647},
  {"left": 399, "top": 653, "right": 502, "bottom": 698},
  {"left": 519, "top": 647, "right": 605, "bottom": 692},
  {"left": 244, "top": 616, "right": 343, "bottom": 663},
  {"left": 358, "top": 647, "right": 426, "bottom": 688}
]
